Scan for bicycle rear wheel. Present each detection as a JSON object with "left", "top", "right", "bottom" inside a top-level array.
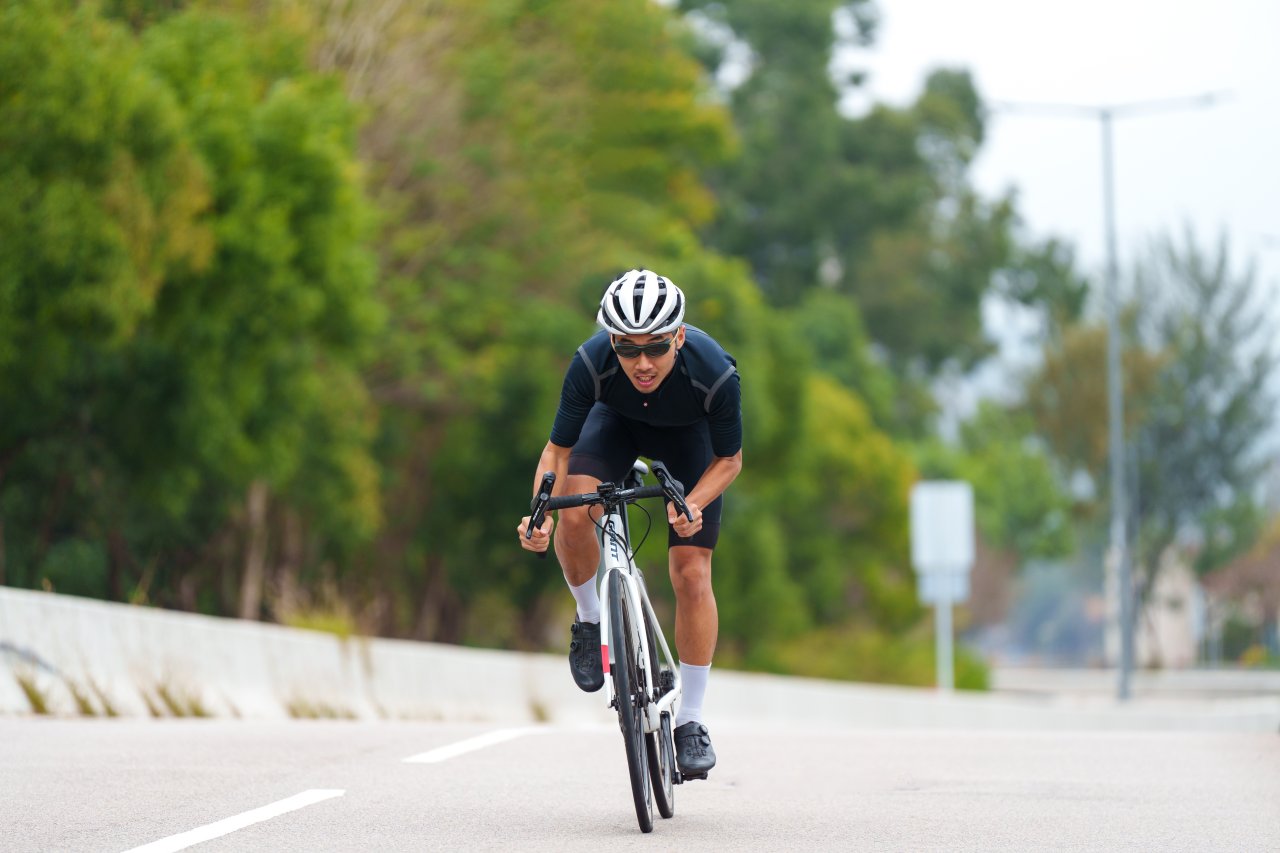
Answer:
[{"left": 609, "top": 571, "right": 653, "bottom": 833}]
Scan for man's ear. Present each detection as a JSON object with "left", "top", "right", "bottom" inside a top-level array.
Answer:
[{"left": 676, "top": 325, "right": 686, "bottom": 349}]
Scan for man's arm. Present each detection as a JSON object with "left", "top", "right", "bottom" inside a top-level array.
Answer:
[
  {"left": 531, "top": 441, "right": 573, "bottom": 498},
  {"left": 518, "top": 441, "right": 573, "bottom": 552},
  {"left": 668, "top": 449, "right": 742, "bottom": 539},
  {"left": 686, "top": 450, "right": 742, "bottom": 510}
]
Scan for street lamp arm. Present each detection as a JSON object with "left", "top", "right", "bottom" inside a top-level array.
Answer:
[
  {"left": 989, "top": 100, "right": 1106, "bottom": 118},
  {"left": 991, "top": 92, "right": 1229, "bottom": 121},
  {"left": 1107, "top": 91, "right": 1229, "bottom": 118}
]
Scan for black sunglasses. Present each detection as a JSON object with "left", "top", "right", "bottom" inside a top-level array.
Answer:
[{"left": 612, "top": 337, "right": 675, "bottom": 359}]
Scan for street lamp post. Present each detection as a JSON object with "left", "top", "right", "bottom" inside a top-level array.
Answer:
[{"left": 992, "top": 93, "right": 1222, "bottom": 701}]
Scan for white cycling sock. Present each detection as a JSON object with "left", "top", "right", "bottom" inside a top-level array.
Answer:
[
  {"left": 568, "top": 576, "right": 600, "bottom": 624},
  {"left": 674, "top": 661, "right": 710, "bottom": 727}
]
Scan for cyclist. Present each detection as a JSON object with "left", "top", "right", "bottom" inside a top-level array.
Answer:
[{"left": 517, "top": 269, "right": 741, "bottom": 779}]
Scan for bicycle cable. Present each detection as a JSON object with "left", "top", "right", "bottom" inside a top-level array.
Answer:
[{"left": 593, "top": 499, "right": 653, "bottom": 565}]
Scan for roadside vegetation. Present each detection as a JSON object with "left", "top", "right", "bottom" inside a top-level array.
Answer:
[{"left": 2, "top": 0, "right": 1274, "bottom": 686}]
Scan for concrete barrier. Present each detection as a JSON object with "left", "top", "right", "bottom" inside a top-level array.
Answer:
[
  {"left": 3, "top": 587, "right": 1278, "bottom": 732},
  {"left": 992, "top": 665, "right": 1280, "bottom": 698}
]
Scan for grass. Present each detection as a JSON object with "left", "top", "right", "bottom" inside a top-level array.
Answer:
[
  {"left": 139, "top": 688, "right": 163, "bottom": 718},
  {"left": 285, "top": 698, "right": 357, "bottom": 719},
  {"left": 737, "top": 624, "right": 992, "bottom": 691},
  {"left": 65, "top": 679, "right": 96, "bottom": 716},
  {"left": 154, "top": 682, "right": 210, "bottom": 718},
  {"left": 283, "top": 611, "right": 356, "bottom": 640},
  {"left": 89, "top": 679, "right": 119, "bottom": 717},
  {"left": 15, "top": 672, "right": 49, "bottom": 715}
]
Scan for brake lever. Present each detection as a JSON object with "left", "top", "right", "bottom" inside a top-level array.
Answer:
[
  {"left": 650, "top": 461, "right": 694, "bottom": 523},
  {"left": 528, "top": 471, "right": 556, "bottom": 560}
]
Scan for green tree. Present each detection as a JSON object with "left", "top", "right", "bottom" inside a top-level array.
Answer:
[
  {"left": 916, "top": 402, "right": 1075, "bottom": 562},
  {"left": 0, "top": 3, "right": 381, "bottom": 611},
  {"left": 0, "top": 1, "right": 213, "bottom": 594},
  {"left": 1023, "top": 230, "right": 1276, "bottom": 652},
  {"left": 678, "top": 1, "right": 1018, "bottom": 384},
  {"left": 305, "top": 0, "right": 740, "bottom": 641},
  {"left": 1126, "top": 231, "right": 1276, "bottom": 608},
  {"left": 1000, "top": 237, "right": 1091, "bottom": 341}
]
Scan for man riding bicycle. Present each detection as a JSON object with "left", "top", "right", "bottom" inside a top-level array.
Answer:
[{"left": 517, "top": 269, "right": 742, "bottom": 778}]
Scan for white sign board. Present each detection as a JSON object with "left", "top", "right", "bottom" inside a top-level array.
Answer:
[
  {"left": 910, "top": 481, "right": 974, "bottom": 604},
  {"left": 910, "top": 480, "right": 976, "bottom": 691},
  {"left": 918, "top": 571, "right": 970, "bottom": 604}
]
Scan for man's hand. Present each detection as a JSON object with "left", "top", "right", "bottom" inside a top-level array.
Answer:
[
  {"left": 517, "top": 514, "right": 555, "bottom": 553},
  {"left": 668, "top": 500, "right": 703, "bottom": 539}
]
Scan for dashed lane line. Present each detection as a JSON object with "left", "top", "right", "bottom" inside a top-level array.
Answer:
[
  {"left": 120, "top": 789, "right": 345, "bottom": 853},
  {"left": 402, "top": 726, "right": 551, "bottom": 764}
]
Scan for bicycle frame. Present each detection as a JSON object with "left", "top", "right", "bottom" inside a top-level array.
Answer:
[{"left": 594, "top": 502, "right": 681, "bottom": 734}]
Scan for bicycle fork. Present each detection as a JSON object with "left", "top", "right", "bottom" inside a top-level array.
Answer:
[{"left": 596, "top": 515, "right": 682, "bottom": 734}]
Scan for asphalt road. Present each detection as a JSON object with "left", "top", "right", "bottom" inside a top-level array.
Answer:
[{"left": 2, "top": 718, "right": 1278, "bottom": 852}]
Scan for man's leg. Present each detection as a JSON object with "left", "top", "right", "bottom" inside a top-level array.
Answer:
[
  {"left": 555, "top": 405, "right": 638, "bottom": 692},
  {"left": 670, "top": 545, "right": 718, "bottom": 776},
  {"left": 555, "top": 474, "right": 609, "bottom": 693},
  {"left": 554, "top": 474, "right": 604, "bottom": 593},
  {"left": 669, "top": 545, "right": 717, "bottom": 668}
]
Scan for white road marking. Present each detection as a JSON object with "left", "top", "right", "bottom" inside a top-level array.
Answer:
[
  {"left": 121, "top": 789, "right": 345, "bottom": 853},
  {"left": 402, "top": 726, "right": 548, "bottom": 764}
]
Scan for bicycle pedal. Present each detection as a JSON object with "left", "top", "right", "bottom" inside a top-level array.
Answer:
[{"left": 676, "top": 771, "right": 708, "bottom": 783}]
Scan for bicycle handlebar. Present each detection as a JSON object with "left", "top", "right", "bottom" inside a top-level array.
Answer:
[
  {"left": 527, "top": 463, "right": 694, "bottom": 560},
  {"left": 546, "top": 483, "right": 667, "bottom": 511}
]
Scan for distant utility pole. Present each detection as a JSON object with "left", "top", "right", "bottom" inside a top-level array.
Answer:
[{"left": 991, "top": 92, "right": 1224, "bottom": 702}]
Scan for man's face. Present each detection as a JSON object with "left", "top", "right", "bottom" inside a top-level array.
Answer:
[{"left": 612, "top": 326, "right": 685, "bottom": 393}]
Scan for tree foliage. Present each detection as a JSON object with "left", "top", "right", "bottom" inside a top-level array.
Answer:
[
  {"left": 1023, "top": 230, "right": 1277, "bottom": 610},
  {"left": 0, "top": 0, "right": 1071, "bottom": 689},
  {"left": 0, "top": 2, "right": 380, "bottom": 611},
  {"left": 1126, "top": 232, "right": 1277, "bottom": 598},
  {"left": 677, "top": 2, "right": 1017, "bottom": 387}
]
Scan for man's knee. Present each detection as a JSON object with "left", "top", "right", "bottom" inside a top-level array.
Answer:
[
  {"left": 669, "top": 547, "right": 713, "bottom": 596},
  {"left": 557, "top": 506, "right": 597, "bottom": 541},
  {"left": 556, "top": 475, "right": 602, "bottom": 543}
]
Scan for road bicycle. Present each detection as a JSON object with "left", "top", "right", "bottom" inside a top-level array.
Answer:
[{"left": 528, "top": 459, "right": 698, "bottom": 833}]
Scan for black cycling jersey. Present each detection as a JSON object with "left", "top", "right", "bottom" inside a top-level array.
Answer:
[{"left": 549, "top": 326, "right": 742, "bottom": 458}]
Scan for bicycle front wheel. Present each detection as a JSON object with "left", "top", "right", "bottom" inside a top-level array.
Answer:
[
  {"left": 645, "top": 616, "right": 676, "bottom": 819},
  {"left": 609, "top": 571, "right": 653, "bottom": 833}
]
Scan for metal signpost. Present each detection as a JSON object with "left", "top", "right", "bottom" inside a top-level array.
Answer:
[{"left": 910, "top": 481, "right": 975, "bottom": 692}]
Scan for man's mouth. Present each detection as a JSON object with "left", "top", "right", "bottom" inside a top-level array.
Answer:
[{"left": 634, "top": 373, "right": 656, "bottom": 389}]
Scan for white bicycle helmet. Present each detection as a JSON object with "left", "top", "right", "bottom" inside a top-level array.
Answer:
[{"left": 596, "top": 269, "right": 686, "bottom": 335}]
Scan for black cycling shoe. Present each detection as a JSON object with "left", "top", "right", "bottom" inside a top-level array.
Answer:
[
  {"left": 568, "top": 621, "right": 604, "bottom": 693},
  {"left": 674, "top": 721, "right": 716, "bottom": 778}
]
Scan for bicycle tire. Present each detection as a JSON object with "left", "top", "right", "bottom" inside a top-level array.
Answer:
[
  {"left": 609, "top": 571, "right": 653, "bottom": 833},
  {"left": 643, "top": 607, "right": 675, "bottom": 818}
]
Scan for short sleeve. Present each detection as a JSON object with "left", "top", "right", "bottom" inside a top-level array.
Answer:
[
  {"left": 706, "top": 368, "right": 742, "bottom": 457},
  {"left": 549, "top": 352, "right": 596, "bottom": 448}
]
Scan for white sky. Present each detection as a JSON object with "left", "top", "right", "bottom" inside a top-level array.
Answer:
[
  {"left": 673, "top": 0, "right": 1280, "bottom": 431},
  {"left": 849, "top": 0, "right": 1280, "bottom": 383}
]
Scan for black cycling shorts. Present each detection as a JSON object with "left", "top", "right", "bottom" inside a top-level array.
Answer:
[{"left": 567, "top": 402, "right": 722, "bottom": 550}]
